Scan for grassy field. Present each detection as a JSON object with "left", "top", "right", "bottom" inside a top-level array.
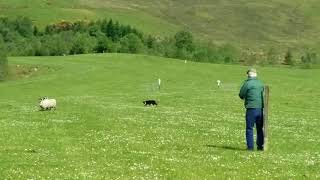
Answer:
[
  {"left": 1, "top": 0, "right": 320, "bottom": 49},
  {"left": 0, "top": 54, "right": 319, "bottom": 179}
]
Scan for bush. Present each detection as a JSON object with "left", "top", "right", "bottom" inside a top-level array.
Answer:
[
  {"left": 119, "top": 33, "right": 144, "bottom": 54},
  {"left": 94, "top": 35, "right": 116, "bottom": 53},
  {"left": 42, "top": 33, "right": 72, "bottom": 56},
  {"left": 0, "top": 56, "right": 8, "bottom": 81},
  {"left": 301, "top": 49, "right": 319, "bottom": 68},
  {"left": 0, "top": 37, "right": 8, "bottom": 81},
  {"left": 45, "top": 20, "right": 74, "bottom": 34},
  {"left": 175, "top": 48, "right": 193, "bottom": 60},
  {"left": 13, "top": 16, "right": 34, "bottom": 37},
  {"left": 217, "top": 44, "right": 239, "bottom": 63},
  {"left": 174, "top": 30, "right": 194, "bottom": 52},
  {"left": 283, "top": 49, "right": 294, "bottom": 65},
  {"left": 146, "top": 38, "right": 166, "bottom": 56},
  {"left": 70, "top": 33, "right": 97, "bottom": 54},
  {"left": 266, "top": 47, "right": 280, "bottom": 65},
  {"left": 192, "top": 46, "right": 210, "bottom": 62}
]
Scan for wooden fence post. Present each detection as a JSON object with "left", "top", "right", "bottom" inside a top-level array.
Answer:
[{"left": 263, "top": 85, "right": 270, "bottom": 150}]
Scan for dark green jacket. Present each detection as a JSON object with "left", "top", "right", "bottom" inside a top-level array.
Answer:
[{"left": 239, "top": 77, "right": 264, "bottom": 109}]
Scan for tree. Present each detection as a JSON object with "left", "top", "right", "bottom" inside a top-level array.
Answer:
[
  {"left": 73, "top": 20, "right": 88, "bottom": 33},
  {"left": 37, "top": 36, "right": 51, "bottom": 56},
  {"left": 121, "top": 25, "right": 132, "bottom": 37},
  {"left": 88, "top": 24, "right": 103, "bottom": 37},
  {"left": 33, "top": 25, "right": 40, "bottom": 36},
  {"left": 94, "top": 35, "right": 116, "bottom": 53},
  {"left": 44, "top": 21, "right": 74, "bottom": 35},
  {"left": 283, "top": 49, "right": 294, "bottom": 65},
  {"left": 106, "top": 19, "right": 115, "bottom": 40},
  {"left": 174, "top": 30, "right": 195, "bottom": 52},
  {"left": 175, "top": 47, "right": 193, "bottom": 60},
  {"left": 145, "top": 35, "right": 156, "bottom": 49},
  {"left": 70, "top": 33, "right": 97, "bottom": 54},
  {"left": 301, "top": 49, "right": 319, "bottom": 68},
  {"left": 145, "top": 36, "right": 166, "bottom": 56},
  {"left": 161, "top": 37, "right": 177, "bottom": 58},
  {"left": 13, "top": 16, "right": 34, "bottom": 37},
  {"left": 217, "top": 44, "right": 239, "bottom": 64},
  {"left": 192, "top": 45, "right": 209, "bottom": 62},
  {"left": 119, "top": 33, "right": 144, "bottom": 53},
  {"left": 0, "top": 36, "right": 8, "bottom": 81},
  {"left": 1, "top": 29, "right": 21, "bottom": 43},
  {"left": 100, "top": 19, "right": 108, "bottom": 35},
  {"left": 30, "top": 38, "right": 42, "bottom": 56},
  {"left": 266, "top": 47, "right": 280, "bottom": 65},
  {"left": 41, "top": 32, "right": 73, "bottom": 56},
  {"left": 113, "top": 21, "right": 121, "bottom": 41},
  {"left": 15, "top": 37, "right": 36, "bottom": 56}
]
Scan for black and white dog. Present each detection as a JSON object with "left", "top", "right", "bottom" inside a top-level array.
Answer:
[{"left": 143, "top": 100, "right": 158, "bottom": 106}]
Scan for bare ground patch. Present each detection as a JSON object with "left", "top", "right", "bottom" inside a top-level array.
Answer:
[{"left": 7, "top": 64, "right": 58, "bottom": 80}]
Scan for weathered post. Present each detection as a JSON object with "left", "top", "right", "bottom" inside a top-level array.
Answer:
[
  {"left": 158, "top": 78, "right": 161, "bottom": 90},
  {"left": 263, "top": 85, "right": 270, "bottom": 150},
  {"left": 217, "top": 80, "right": 221, "bottom": 88}
]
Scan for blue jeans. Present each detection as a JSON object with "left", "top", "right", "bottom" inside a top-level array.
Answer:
[{"left": 246, "top": 108, "right": 264, "bottom": 150}]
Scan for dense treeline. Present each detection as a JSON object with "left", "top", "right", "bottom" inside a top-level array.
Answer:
[
  {"left": 0, "top": 16, "right": 319, "bottom": 68},
  {"left": 0, "top": 16, "right": 245, "bottom": 63}
]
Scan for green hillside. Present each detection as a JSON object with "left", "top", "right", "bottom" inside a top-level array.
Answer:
[
  {"left": 1, "top": 1, "right": 319, "bottom": 178},
  {"left": 1, "top": 0, "right": 320, "bottom": 49},
  {"left": 0, "top": 54, "right": 320, "bottom": 178}
]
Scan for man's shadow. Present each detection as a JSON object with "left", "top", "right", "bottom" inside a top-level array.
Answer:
[{"left": 205, "top": 144, "right": 246, "bottom": 151}]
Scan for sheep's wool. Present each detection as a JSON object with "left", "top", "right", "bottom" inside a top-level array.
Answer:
[{"left": 40, "top": 99, "right": 56, "bottom": 110}]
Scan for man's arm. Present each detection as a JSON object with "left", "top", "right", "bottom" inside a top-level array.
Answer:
[{"left": 239, "top": 81, "right": 247, "bottom": 100}]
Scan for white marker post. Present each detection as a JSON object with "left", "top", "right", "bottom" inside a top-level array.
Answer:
[
  {"left": 217, "top": 80, "right": 221, "bottom": 88},
  {"left": 158, "top": 78, "right": 161, "bottom": 90}
]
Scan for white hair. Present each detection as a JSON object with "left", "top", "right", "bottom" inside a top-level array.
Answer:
[
  {"left": 39, "top": 98, "right": 56, "bottom": 111},
  {"left": 248, "top": 71, "right": 257, "bottom": 78}
]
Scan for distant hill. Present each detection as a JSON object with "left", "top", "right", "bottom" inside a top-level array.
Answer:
[{"left": 1, "top": 0, "right": 319, "bottom": 50}]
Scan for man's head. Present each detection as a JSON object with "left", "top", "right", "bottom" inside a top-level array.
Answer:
[{"left": 247, "top": 68, "right": 257, "bottom": 78}]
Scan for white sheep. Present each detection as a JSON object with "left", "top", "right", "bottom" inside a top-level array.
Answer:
[{"left": 39, "top": 97, "right": 56, "bottom": 111}]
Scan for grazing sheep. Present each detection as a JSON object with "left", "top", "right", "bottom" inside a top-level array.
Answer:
[
  {"left": 39, "top": 97, "right": 56, "bottom": 111},
  {"left": 143, "top": 100, "right": 157, "bottom": 106}
]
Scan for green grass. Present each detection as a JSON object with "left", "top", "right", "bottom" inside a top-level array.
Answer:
[
  {"left": 1, "top": 0, "right": 320, "bottom": 49},
  {"left": 0, "top": 54, "right": 319, "bottom": 179}
]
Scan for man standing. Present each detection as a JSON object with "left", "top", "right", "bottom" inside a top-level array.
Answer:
[{"left": 239, "top": 68, "right": 264, "bottom": 151}]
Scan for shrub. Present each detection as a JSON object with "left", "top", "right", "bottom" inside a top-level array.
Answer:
[
  {"left": 0, "top": 37, "right": 8, "bottom": 81},
  {"left": 175, "top": 47, "right": 193, "bottom": 60},
  {"left": 193, "top": 46, "right": 210, "bottom": 62},
  {"left": 42, "top": 33, "right": 72, "bottom": 56},
  {"left": 94, "top": 35, "right": 116, "bottom": 53},
  {"left": 119, "top": 33, "right": 144, "bottom": 54},
  {"left": 70, "top": 33, "right": 97, "bottom": 54},
  {"left": 283, "top": 49, "right": 294, "bottom": 65},
  {"left": 301, "top": 49, "right": 319, "bottom": 68},
  {"left": 266, "top": 47, "right": 280, "bottom": 65},
  {"left": 217, "top": 44, "right": 239, "bottom": 63},
  {"left": 13, "top": 16, "right": 34, "bottom": 37},
  {"left": 174, "top": 30, "right": 195, "bottom": 52}
]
